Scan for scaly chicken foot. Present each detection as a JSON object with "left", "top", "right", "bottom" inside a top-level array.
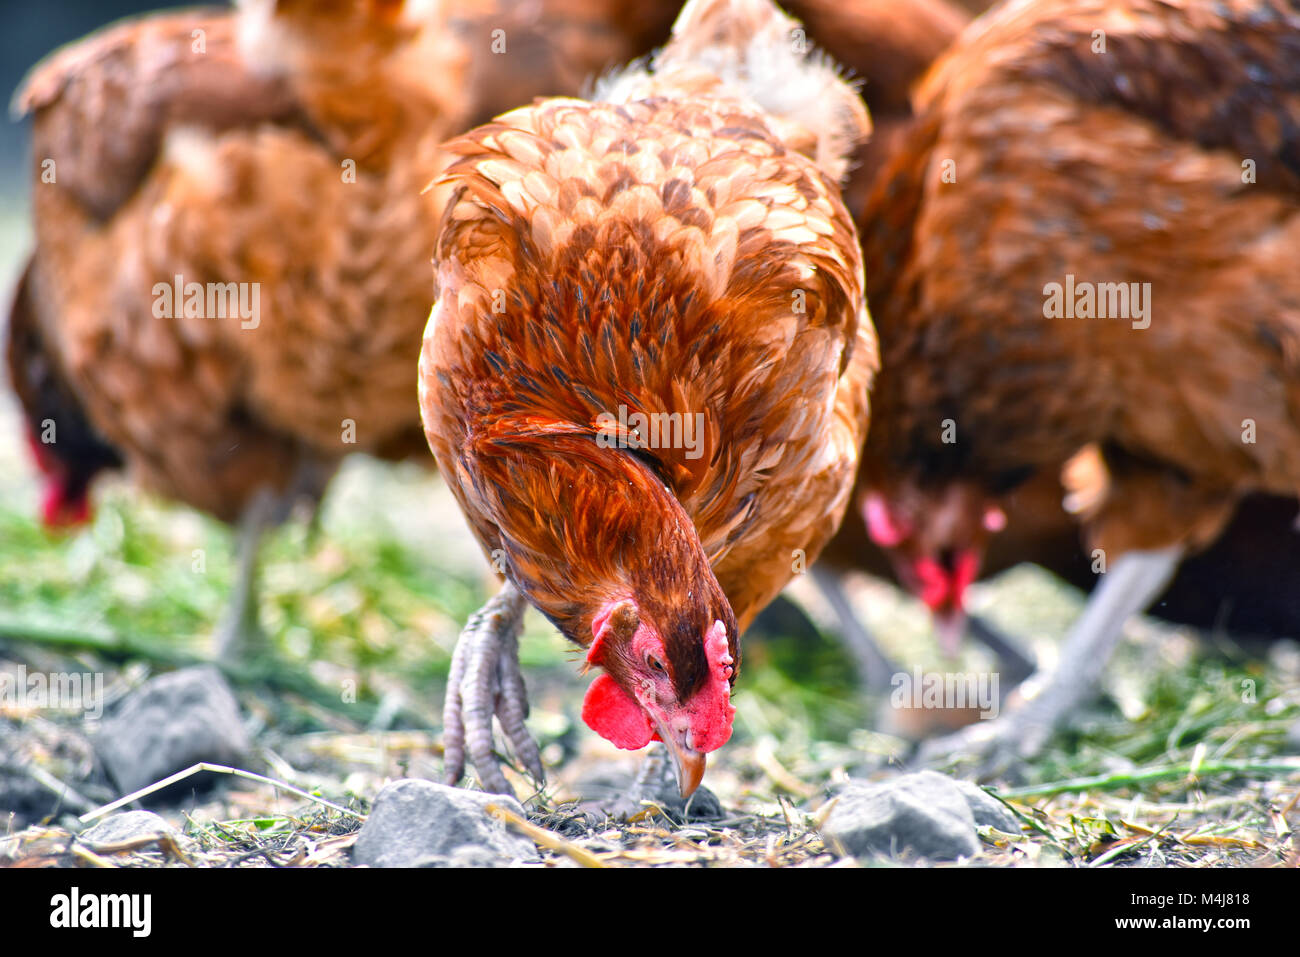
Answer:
[
  {"left": 443, "top": 580, "right": 542, "bottom": 795},
  {"left": 916, "top": 546, "right": 1183, "bottom": 779}
]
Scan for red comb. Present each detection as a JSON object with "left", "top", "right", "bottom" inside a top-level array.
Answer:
[
  {"left": 706, "top": 620, "right": 733, "bottom": 679},
  {"left": 692, "top": 620, "right": 735, "bottom": 752}
]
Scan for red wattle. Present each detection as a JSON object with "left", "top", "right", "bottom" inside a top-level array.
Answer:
[
  {"left": 582, "top": 673, "right": 653, "bottom": 750},
  {"left": 914, "top": 556, "right": 950, "bottom": 610},
  {"left": 951, "top": 551, "right": 979, "bottom": 608},
  {"left": 913, "top": 552, "right": 979, "bottom": 612}
]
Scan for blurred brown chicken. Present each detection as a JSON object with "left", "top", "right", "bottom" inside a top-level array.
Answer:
[
  {"left": 6, "top": 0, "right": 694, "bottom": 660},
  {"left": 795, "top": 0, "right": 1300, "bottom": 694},
  {"left": 450, "top": 0, "right": 680, "bottom": 122},
  {"left": 7, "top": 0, "right": 471, "bottom": 658},
  {"left": 419, "top": 0, "right": 875, "bottom": 796},
  {"left": 848, "top": 0, "right": 1300, "bottom": 768}
]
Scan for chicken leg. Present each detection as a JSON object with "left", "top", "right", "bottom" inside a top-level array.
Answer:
[
  {"left": 213, "top": 460, "right": 334, "bottom": 664},
  {"left": 443, "top": 580, "right": 544, "bottom": 795},
  {"left": 811, "top": 565, "right": 901, "bottom": 692},
  {"left": 966, "top": 615, "right": 1036, "bottom": 688},
  {"left": 917, "top": 545, "right": 1183, "bottom": 776},
  {"left": 213, "top": 488, "right": 278, "bottom": 664}
]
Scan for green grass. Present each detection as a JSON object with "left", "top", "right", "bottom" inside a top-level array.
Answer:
[
  {"left": 2, "top": 399, "right": 1298, "bottom": 866},
  {"left": 2, "top": 441, "right": 1296, "bottom": 764}
]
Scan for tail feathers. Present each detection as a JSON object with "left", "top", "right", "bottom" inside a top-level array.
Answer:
[{"left": 599, "top": 0, "right": 870, "bottom": 182}]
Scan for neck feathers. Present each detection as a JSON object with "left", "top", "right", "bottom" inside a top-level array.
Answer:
[{"left": 474, "top": 426, "right": 723, "bottom": 645}]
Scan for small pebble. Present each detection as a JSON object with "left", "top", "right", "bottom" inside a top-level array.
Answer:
[{"left": 79, "top": 810, "right": 182, "bottom": 849}]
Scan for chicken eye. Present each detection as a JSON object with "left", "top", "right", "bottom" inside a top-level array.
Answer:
[{"left": 646, "top": 655, "right": 666, "bottom": 675}]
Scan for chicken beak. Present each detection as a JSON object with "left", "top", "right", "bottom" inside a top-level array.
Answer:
[
  {"left": 654, "top": 717, "right": 707, "bottom": 797},
  {"left": 676, "top": 748, "right": 707, "bottom": 800},
  {"left": 670, "top": 743, "right": 707, "bottom": 799},
  {"left": 934, "top": 609, "right": 967, "bottom": 658}
]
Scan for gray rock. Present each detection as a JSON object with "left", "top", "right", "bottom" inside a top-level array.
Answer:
[
  {"left": 0, "top": 769, "right": 62, "bottom": 828},
  {"left": 352, "top": 779, "right": 539, "bottom": 868},
  {"left": 412, "top": 846, "right": 509, "bottom": 868},
  {"left": 822, "top": 771, "right": 981, "bottom": 861},
  {"left": 950, "top": 778, "right": 1023, "bottom": 834},
  {"left": 96, "top": 666, "right": 251, "bottom": 797},
  {"left": 79, "top": 811, "right": 180, "bottom": 848},
  {"left": 576, "top": 752, "right": 724, "bottom": 823}
]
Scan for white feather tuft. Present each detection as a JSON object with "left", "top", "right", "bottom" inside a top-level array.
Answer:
[{"left": 594, "top": 0, "right": 869, "bottom": 182}]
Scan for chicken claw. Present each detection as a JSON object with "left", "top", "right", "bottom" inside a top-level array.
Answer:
[{"left": 443, "top": 581, "right": 543, "bottom": 795}]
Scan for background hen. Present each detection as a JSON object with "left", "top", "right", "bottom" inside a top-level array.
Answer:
[
  {"left": 8, "top": 1, "right": 471, "bottom": 661},
  {"left": 854, "top": 0, "right": 1300, "bottom": 768}
]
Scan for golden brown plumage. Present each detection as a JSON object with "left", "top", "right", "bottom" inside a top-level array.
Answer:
[
  {"left": 420, "top": 0, "right": 875, "bottom": 794},
  {"left": 450, "top": 0, "right": 681, "bottom": 125},
  {"left": 781, "top": 0, "right": 972, "bottom": 215},
  {"left": 7, "top": 0, "right": 699, "bottom": 656},
  {"left": 8, "top": 0, "right": 691, "bottom": 523}
]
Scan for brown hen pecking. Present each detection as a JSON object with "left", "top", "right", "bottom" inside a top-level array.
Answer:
[
  {"left": 854, "top": 0, "right": 1300, "bottom": 769},
  {"left": 419, "top": 0, "right": 875, "bottom": 797}
]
